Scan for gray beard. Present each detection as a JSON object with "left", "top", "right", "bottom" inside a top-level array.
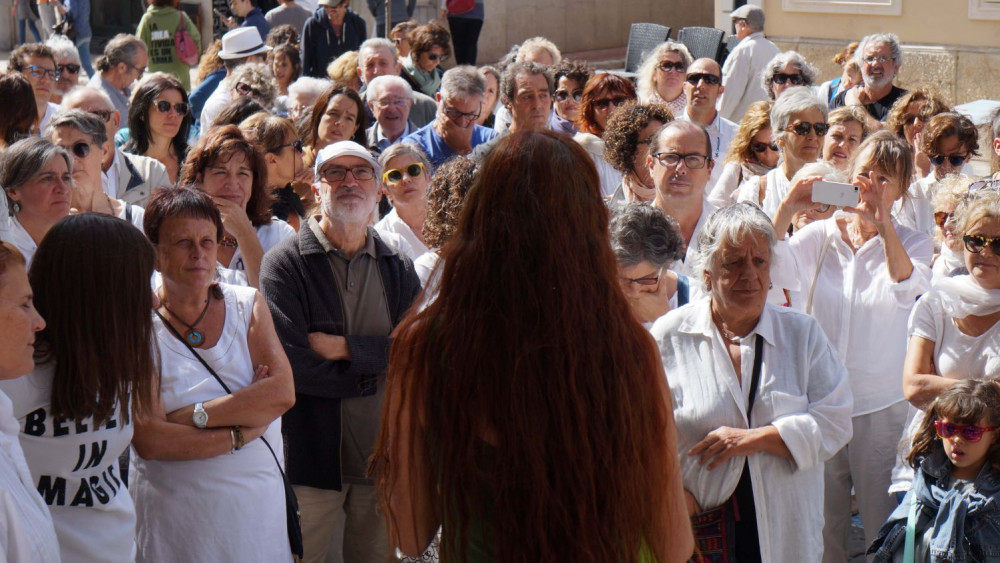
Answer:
[{"left": 863, "top": 73, "right": 893, "bottom": 91}]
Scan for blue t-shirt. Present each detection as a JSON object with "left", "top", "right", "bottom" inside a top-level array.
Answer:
[{"left": 401, "top": 123, "right": 498, "bottom": 167}]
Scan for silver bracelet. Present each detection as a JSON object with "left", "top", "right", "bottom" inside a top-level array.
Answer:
[{"left": 229, "top": 427, "right": 236, "bottom": 454}]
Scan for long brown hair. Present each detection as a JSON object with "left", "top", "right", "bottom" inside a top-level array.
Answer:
[
  {"left": 374, "top": 131, "right": 680, "bottom": 562},
  {"left": 30, "top": 214, "right": 156, "bottom": 425},
  {"left": 908, "top": 379, "right": 1000, "bottom": 471}
]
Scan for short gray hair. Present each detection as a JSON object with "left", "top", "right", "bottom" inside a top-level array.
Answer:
[
  {"left": 359, "top": 38, "right": 396, "bottom": 64},
  {"left": 367, "top": 75, "right": 412, "bottom": 101},
  {"left": 45, "top": 34, "right": 81, "bottom": 64},
  {"left": 761, "top": 51, "right": 818, "bottom": 98},
  {"left": 377, "top": 143, "right": 433, "bottom": 180},
  {"left": 1, "top": 137, "right": 72, "bottom": 213},
  {"left": 288, "top": 76, "right": 333, "bottom": 99},
  {"left": 45, "top": 109, "right": 109, "bottom": 146},
  {"left": 636, "top": 41, "right": 694, "bottom": 102},
  {"left": 440, "top": 66, "right": 486, "bottom": 100},
  {"left": 609, "top": 202, "right": 685, "bottom": 267},
  {"left": 516, "top": 37, "right": 562, "bottom": 66},
  {"left": 855, "top": 33, "right": 904, "bottom": 69},
  {"left": 692, "top": 202, "right": 777, "bottom": 291},
  {"left": 770, "top": 86, "right": 828, "bottom": 147}
]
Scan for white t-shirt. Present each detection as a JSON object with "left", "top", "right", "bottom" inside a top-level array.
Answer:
[
  {"left": 223, "top": 219, "right": 296, "bottom": 279},
  {"left": 0, "top": 218, "right": 37, "bottom": 268},
  {"left": 0, "top": 390, "right": 60, "bottom": 563},
  {"left": 0, "top": 363, "right": 136, "bottom": 562},
  {"left": 375, "top": 208, "right": 428, "bottom": 261},
  {"left": 893, "top": 174, "right": 936, "bottom": 240}
]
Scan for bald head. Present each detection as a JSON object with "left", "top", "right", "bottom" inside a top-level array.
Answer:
[
  {"left": 683, "top": 58, "right": 724, "bottom": 117},
  {"left": 689, "top": 58, "right": 721, "bottom": 76},
  {"left": 60, "top": 86, "right": 121, "bottom": 170}
]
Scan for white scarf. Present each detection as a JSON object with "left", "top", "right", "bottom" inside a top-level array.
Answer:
[{"left": 932, "top": 274, "right": 1000, "bottom": 317}]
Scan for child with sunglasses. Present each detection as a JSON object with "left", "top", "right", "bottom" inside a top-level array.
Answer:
[{"left": 868, "top": 380, "right": 1000, "bottom": 563}]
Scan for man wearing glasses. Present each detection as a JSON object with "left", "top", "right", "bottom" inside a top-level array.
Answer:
[
  {"left": 646, "top": 120, "right": 717, "bottom": 281},
  {"left": 679, "top": 58, "right": 736, "bottom": 196},
  {"left": 364, "top": 75, "right": 416, "bottom": 155},
  {"left": 7, "top": 44, "right": 62, "bottom": 132},
  {"left": 718, "top": 5, "right": 779, "bottom": 122},
  {"left": 831, "top": 33, "right": 907, "bottom": 122},
  {"left": 86, "top": 34, "right": 148, "bottom": 120},
  {"left": 402, "top": 65, "right": 499, "bottom": 167},
  {"left": 356, "top": 38, "right": 437, "bottom": 128},
  {"left": 261, "top": 140, "right": 420, "bottom": 563}
]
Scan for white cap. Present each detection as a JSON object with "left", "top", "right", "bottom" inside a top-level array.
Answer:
[{"left": 314, "top": 141, "right": 381, "bottom": 176}]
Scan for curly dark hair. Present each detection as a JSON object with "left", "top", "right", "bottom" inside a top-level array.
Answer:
[
  {"left": 552, "top": 58, "right": 591, "bottom": 87},
  {"left": 422, "top": 155, "right": 477, "bottom": 249},
  {"left": 603, "top": 102, "right": 674, "bottom": 174},
  {"left": 266, "top": 24, "right": 300, "bottom": 47},
  {"left": 921, "top": 112, "right": 980, "bottom": 159},
  {"left": 409, "top": 22, "right": 452, "bottom": 62}
]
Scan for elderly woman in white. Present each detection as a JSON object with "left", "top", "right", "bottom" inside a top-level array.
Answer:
[
  {"left": 771, "top": 130, "right": 933, "bottom": 563},
  {"left": 651, "top": 203, "right": 853, "bottom": 563}
]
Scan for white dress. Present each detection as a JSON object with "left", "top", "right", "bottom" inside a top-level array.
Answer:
[{"left": 132, "top": 283, "right": 291, "bottom": 562}]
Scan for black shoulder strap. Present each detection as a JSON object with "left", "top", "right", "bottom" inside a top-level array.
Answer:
[{"left": 746, "top": 334, "right": 765, "bottom": 423}]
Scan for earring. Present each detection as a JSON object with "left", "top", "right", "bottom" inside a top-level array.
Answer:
[
  {"left": 769, "top": 282, "right": 773, "bottom": 289},
  {"left": 9, "top": 201, "right": 20, "bottom": 215}
]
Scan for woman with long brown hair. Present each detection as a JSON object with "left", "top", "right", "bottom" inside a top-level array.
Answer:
[{"left": 373, "top": 130, "right": 693, "bottom": 562}]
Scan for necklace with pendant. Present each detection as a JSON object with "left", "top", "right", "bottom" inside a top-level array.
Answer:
[{"left": 161, "top": 296, "right": 212, "bottom": 346}]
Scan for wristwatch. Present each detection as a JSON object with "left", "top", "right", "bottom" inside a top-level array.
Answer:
[{"left": 192, "top": 402, "right": 209, "bottom": 429}]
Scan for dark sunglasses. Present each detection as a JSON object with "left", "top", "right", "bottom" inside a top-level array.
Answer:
[
  {"left": 786, "top": 121, "right": 829, "bottom": 136},
  {"left": 67, "top": 141, "right": 91, "bottom": 159},
  {"left": 271, "top": 140, "right": 304, "bottom": 154},
  {"left": 594, "top": 96, "right": 629, "bottom": 109},
  {"left": 657, "top": 61, "right": 686, "bottom": 73},
  {"left": 933, "top": 211, "right": 954, "bottom": 229},
  {"left": 234, "top": 82, "right": 260, "bottom": 97},
  {"left": 382, "top": 163, "right": 425, "bottom": 184},
  {"left": 930, "top": 154, "right": 967, "bottom": 167},
  {"left": 685, "top": 73, "right": 721, "bottom": 86},
  {"left": 154, "top": 100, "right": 189, "bottom": 115},
  {"left": 772, "top": 73, "right": 804, "bottom": 86},
  {"left": 427, "top": 53, "right": 449, "bottom": 63},
  {"left": 934, "top": 420, "right": 998, "bottom": 442},
  {"left": 554, "top": 89, "right": 583, "bottom": 103},
  {"left": 57, "top": 63, "right": 81, "bottom": 75},
  {"left": 904, "top": 114, "right": 927, "bottom": 127},
  {"left": 751, "top": 141, "right": 779, "bottom": 153},
  {"left": 964, "top": 234, "right": 1000, "bottom": 255}
]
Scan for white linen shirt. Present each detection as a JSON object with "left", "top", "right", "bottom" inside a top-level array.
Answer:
[
  {"left": 669, "top": 199, "right": 717, "bottom": 280},
  {"left": 774, "top": 214, "right": 933, "bottom": 415},
  {"left": 651, "top": 300, "right": 853, "bottom": 563},
  {"left": 375, "top": 208, "right": 428, "bottom": 261},
  {"left": 718, "top": 32, "right": 780, "bottom": 122},
  {"left": 736, "top": 166, "right": 791, "bottom": 219}
]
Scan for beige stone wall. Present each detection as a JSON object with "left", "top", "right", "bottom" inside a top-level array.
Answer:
[{"left": 772, "top": 37, "right": 1000, "bottom": 107}]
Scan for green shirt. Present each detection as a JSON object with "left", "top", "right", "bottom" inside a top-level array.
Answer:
[{"left": 135, "top": 5, "right": 201, "bottom": 91}]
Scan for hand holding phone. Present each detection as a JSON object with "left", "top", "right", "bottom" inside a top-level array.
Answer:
[{"left": 812, "top": 180, "right": 859, "bottom": 208}]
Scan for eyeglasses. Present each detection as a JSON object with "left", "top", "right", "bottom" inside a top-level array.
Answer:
[
  {"left": 751, "top": 141, "right": 779, "bottom": 153},
  {"left": 318, "top": 165, "right": 375, "bottom": 183},
  {"left": 427, "top": 53, "right": 449, "bottom": 63},
  {"left": 66, "top": 141, "right": 92, "bottom": 159},
  {"left": 271, "top": 140, "right": 304, "bottom": 154},
  {"left": 964, "top": 234, "right": 1000, "bottom": 255},
  {"left": 593, "top": 96, "right": 629, "bottom": 110},
  {"left": 57, "top": 63, "right": 81, "bottom": 75},
  {"left": 443, "top": 104, "right": 481, "bottom": 122},
  {"left": 374, "top": 98, "right": 410, "bottom": 109},
  {"left": 234, "top": 82, "right": 260, "bottom": 98},
  {"left": 153, "top": 100, "right": 189, "bottom": 115},
  {"left": 863, "top": 55, "right": 893, "bottom": 65},
  {"left": 934, "top": 211, "right": 954, "bottom": 229},
  {"left": 652, "top": 152, "right": 711, "bottom": 169},
  {"left": 126, "top": 62, "right": 145, "bottom": 78},
  {"left": 621, "top": 267, "right": 664, "bottom": 286},
  {"left": 382, "top": 162, "right": 425, "bottom": 184},
  {"left": 87, "top": 109, "right": 115, "bottom": 122},
  {"left": 934, "top": 420, "right": 998, "bottom": 442},
  {"left": 929, "top": 154, "right": 968, "bottom": 167},
  {"left": 21, "top": 65, "right": 59, "bottom": 80},
  {"left": 772, "top": 73, "right": 804, "bottom": 86},
  {"left": 554, "top": 89, "right": 583, "bottom": 103},
  {"left": 685, "top": 73, "right": 721, "bottom": 86},
  {"left": 785, "top": 121, "right": 830, "bottom": 136},
  {"left": 658, "top": 61, "right": 686, "bottom": 73}
]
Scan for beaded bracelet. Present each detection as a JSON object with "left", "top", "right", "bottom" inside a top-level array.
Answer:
[{"left": 233, "top": 426, "right": 245, "bottom": 451}]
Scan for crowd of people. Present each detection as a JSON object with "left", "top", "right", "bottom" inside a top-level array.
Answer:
[{"left": 3, "top": 1, "right": 1000, "bottom": 562}]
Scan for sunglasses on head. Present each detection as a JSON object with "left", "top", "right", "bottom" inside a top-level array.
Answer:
[
  {"left": 933, "top": 211, "right": 954, "bottom": 229},
  {"left": 930, "top": 154, "right": 967, "bottom": 167},
  {"left": 88, "top": 109, "right": 115, "bottom": 123},
  {"left": 594, "top": 96, "right": 629, "bottom": 109},
  {"left": 67, "top": 141, "right": 91, "bottom": 159},
  {"left": 969, "top": 179, "right": 1000, "bottom": 193},
  {"left": 685, "top": 73, "right": 721, "bottom": 86},
  {"left": 554, "top": 89, "right": 583, "bottom": 103},
  {"left": 154, "top": 100, "right": 189, "bottom": 115},
  {"left": 657, "top": 61, "right": 686, "bottom": 73},
  {"left": 751, "top": 140, "right": 779, "bottom": 153},
  {"left": 934, "top": 420, "right": 998, "bottom": 442},
  {"left": 786, "top": 121, "right": 829, "bottom": 136},
  {"left": 271, "top": 139, "right": 304, "bottom": 154},
  {"left": 964, "top": 234, "right": 1000, "bottom": 255},
  {"left": 382, "top": 162, "right": 425, "bottom": 184},
  {"left": 427, "top": 53, "right": 449, "bottom": 63},
  {"left": 772, "top": 73, "right": 804, "bottom": 86}
]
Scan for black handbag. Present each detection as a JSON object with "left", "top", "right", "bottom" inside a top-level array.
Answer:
[
  {"left": 53, "top": 18, "right": 77, "bottom": 41},
  {"left": 689, "top": 335, "right": 764, "bottom": 563},
  {"left": 156, "top": 311, "right": 305, "bottom": 560}
]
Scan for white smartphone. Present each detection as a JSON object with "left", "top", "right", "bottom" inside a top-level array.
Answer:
[{"left": 812, "top": 180, "right": 859, "bottom": 208}]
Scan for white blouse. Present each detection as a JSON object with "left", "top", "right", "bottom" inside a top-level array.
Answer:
[
  {"left": 774, "top": 214, "right": 933, "bottom": 415},
  {"left": 735, "top": 167, "right": 791, "bottom": 219},
  {"left": 651, "top": 300, "right": 853, "bottom": 563},
  {"left": 375, "top": 208, "right": 429, "bottom": 262}
]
